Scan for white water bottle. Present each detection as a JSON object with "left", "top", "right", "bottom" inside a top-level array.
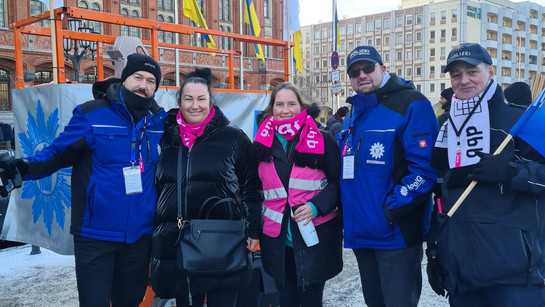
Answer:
[{"left": 292, "top": 206, "right": 319, "bottom": 247}]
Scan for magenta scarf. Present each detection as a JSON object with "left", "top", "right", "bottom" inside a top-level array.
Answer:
[
  {"left": 176, "top": 107, "right": 216, "bottom": 149},
  {"left": 254, "top": 110, "right": 324, "bottom": 155}
]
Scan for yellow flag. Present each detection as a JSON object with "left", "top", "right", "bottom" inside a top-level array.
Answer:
[
  {"left": 183, "top": 0, "right": 216, "bottom": 54},
  {"left": 243, "top": 0, "right": 265, "bottom": 63}
]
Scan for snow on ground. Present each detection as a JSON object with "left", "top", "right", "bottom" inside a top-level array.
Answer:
[{"left": 0, "top": 244, "right": 449, "bottom": 307}]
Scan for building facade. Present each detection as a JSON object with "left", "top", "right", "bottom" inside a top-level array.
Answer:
[
  {"left": 0, "top": 0, "right": 286, "bottom": 113},
  {"left": 296, "top": 0, "right": 545, "bottom": 112}
]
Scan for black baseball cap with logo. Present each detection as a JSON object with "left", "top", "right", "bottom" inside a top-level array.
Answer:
[
  {"left": 443, "top": 43, "right": 493, "bottom": 73},
  {"left": 347, "top": 46, "right": 383, "bottom": 70}
]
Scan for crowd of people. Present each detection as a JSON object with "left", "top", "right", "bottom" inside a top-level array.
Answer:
[{"left": 1, "top": 41, "right": 545, "bottom": 307}]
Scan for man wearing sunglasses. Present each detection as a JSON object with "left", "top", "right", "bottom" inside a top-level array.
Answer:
[{"left": 338, "top": 45, "right": 439, "bottom": 307}]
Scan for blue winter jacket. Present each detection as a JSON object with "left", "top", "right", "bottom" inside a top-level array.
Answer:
[
  {"left": 339, "top": 74, "right": 439, "bottom": 250},
  {"left": 23, "top": 79, "right": 167, "bottom": 243}
]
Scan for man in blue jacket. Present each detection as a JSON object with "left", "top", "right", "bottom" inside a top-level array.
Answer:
[
  {"left": 1, "top": 53, "right": 167, "bottom": 307},
  {"left": 427, "top": 43, "right": 545, "bottom": 306},
  {"left": 338, "top": 45, "right": 438, "bottom": 306}
]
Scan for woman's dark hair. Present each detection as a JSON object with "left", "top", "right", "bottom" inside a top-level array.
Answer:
[
  {"left": 257, "top": 82, "right": 311, "bottom": 125},
  {"left": 177, "top": 68, "right": 213, "bottom": 104}
]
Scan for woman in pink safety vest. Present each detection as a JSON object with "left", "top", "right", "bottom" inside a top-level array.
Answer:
[{"left": 252, "top": 82, "right": 343, "bottom": 307}]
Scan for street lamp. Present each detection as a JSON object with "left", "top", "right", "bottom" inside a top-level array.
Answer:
[{"left": 63, "top": 19, "right": 97, "bottom": 82}]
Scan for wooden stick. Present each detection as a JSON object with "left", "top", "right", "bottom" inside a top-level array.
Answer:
[{"left": 447, "top": 134, "right": 513, "bottom": 217}]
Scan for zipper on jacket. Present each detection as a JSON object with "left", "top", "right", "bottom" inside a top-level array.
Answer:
[
  {"left": 184, "top": 148, "right": 191, "bottom": 219},
  {"left": 294, "top": 221, "right": 307, "bottom": 291},
  {"left": 88, "top": 183, "right": 96, "bottom": 227},
  {"left": 145, "top": 135, "right": 150, "bottom": 163},
  {"left": 355, "top": 138, "right": 361, "bottom": 167}
]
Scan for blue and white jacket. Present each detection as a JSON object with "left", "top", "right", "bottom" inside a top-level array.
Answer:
[
  {"left": 339, "top": 73, "right": 438, "bottom": 250},
  {"left": 23, "top": 79, "right": 167, "bottom": 244}
]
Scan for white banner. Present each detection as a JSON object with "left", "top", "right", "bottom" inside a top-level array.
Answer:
[{"left": 1, "top": 84, "right": 269, "bottom": 254}]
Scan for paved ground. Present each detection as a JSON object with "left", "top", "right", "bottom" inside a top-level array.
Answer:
[{"left": 0, "top": 244, "right": 450, "bottom": 306}]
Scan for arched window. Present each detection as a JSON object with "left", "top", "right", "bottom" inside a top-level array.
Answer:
[
  {"left": 90, "top": 3, "right": 102, "bottom": 33},
  {"left": 130, "top": 11, "right": 141, "bottom": 37},
  {"left": 30, "top": 0, "right": 50, "bottom": 27},
  {"left": 264, "top": 0, "right": 270, "bottom": 18},
  {"left": 157, "top": 15, "right": 165, "bottom": 42},
  {"left": 166, "top": 16, "right": 174, "bottom": 43},
  {"left": 0, "top": 69, "right": 10, "bottom": 111},
  {"left": 120, "top": 9, "right": 129, "bottom": 36},
  {"left": 78, "top": 1, "right": 89, "bottom": 9},
  {"left": 0, "top": 0, "right": 7, "bottom": 28},
  {"left": 218, "top": 26, "right": 224, "bottom": 49}
]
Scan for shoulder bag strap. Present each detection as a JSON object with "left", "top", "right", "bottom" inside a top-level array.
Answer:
[{"left": 177, "top": 146, "right": 184, "bottom": 229}]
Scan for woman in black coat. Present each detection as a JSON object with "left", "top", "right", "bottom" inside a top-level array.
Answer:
[
  {"left": 252, "top": 82, "right": 343, "bottom": 307},
  {"left": 151, "top": 68, "right": 262, "bottom": 307}
]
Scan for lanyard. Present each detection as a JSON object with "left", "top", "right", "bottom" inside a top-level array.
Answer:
[
  {"left": 342, "top": 104, "right": 355, "bottom": 156},
  {"left": 130, "top": 116, "right": 147, "bottom": 172}
]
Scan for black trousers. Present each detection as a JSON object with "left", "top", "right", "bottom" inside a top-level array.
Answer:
[
  {"left": 73, "top": 235, "right": 151, "bottom": 307},
  {"left": 176, "top": 288, "right": 238, "bottom": 307},
  {"left": 276, "top": 246, "right": 325, "bottom": 307},
  {"left": 353, "top": 244, "right": 423, "bottom": 307}
]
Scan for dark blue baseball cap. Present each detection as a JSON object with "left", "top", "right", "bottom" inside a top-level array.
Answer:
[
  {"left": 443, "top": 43, "right": 493, "bottom": 73},
  {"left": 347, "top": 46, "right": 383, "bottom": 70}
]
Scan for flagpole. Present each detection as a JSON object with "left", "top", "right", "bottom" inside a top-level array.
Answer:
[
  {"left": 50, "top": 0, "right": 58, "bottom": 84},
  {"left": 174, "top": 0, "right": 180, "bottom": 87},
  {"left": 286, "top": 0, "right": 292, "bottom": 83},
  {"left": 239, "top": 0, "right": 244, "bottom": 90},
  {"left": 447, "top": 135, "right": 512, "bottom": 217}
]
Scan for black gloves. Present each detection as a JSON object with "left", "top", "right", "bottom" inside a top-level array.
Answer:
[
  {"left": 426, "top": 246, "right": 446, "bottom": 297},
  {"left": 0, "top": 154, "right": 19, "bottom": 180},
  {"left": 468, "top": 152, "right": 518, "bottom": 184}
]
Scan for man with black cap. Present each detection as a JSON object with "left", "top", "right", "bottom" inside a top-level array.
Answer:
[
  {"left": 437, "top": 87, "right": 454, "bottom": 127},
  {"left": 326, "top": 106, "right": 349, "bottom": 138},
  {"left": 338, "top": 45, "right": 438, "bottom": 307},
  {"left": 504, "top": 81, "right": 532, "bottom": 109},
  {"left": 0, "top": 53, "right": 167, "bottom": 306},
  {"left": 427, "top": 43, "right": 545, "bottom": 306}
]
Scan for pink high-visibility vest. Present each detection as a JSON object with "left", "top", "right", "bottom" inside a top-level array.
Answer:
[{"left": 259, "top": 161, "right": 338, "bottom": 238}]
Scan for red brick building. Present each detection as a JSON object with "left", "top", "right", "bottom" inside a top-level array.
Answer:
[{"left": 0, "top": 0, "right": 287, "bottom": 110}]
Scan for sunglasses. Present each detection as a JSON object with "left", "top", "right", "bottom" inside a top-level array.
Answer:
[{"left": 347, "top": 63, "right": 379, "bottom": 78}]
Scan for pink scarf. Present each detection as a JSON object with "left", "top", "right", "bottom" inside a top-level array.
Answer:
[
  {"left": 176, "top": 107, "right": 216, "bottom": 149},
  {"left": 254, "top": 110, "right": 324, "bottom": 155}
]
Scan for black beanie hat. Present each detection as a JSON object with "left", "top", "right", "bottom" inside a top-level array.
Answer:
[
  {"left": 121, "top": 53, "right": 162, "bottom": 92},
  {"left": 504, "top": 82, "right": 532, "bottom": 107},
  {"left": 336, "top": 106, "right": 349, "bottom": 117},
  {"left": 440, "top": 88, "right": 454, "bottom": 102}
]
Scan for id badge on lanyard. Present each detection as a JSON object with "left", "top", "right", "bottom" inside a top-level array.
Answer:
[
  {"left": 342, "top": 134, "right": 355, "bottom": 180},
  {"left": 124, "top": 117, "right": 146, "bottom": 195},
  {"left": 123, "top": 166, "right": 143, "bottom": 195}
]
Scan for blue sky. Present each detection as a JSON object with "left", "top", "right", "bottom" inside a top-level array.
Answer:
[{"left": 298, "top": 0, "right": 545, "bottom": 26}]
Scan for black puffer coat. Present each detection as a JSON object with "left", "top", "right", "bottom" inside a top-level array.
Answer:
[{"left": 151, "top": 106, "right": 262, "bottom": 299}]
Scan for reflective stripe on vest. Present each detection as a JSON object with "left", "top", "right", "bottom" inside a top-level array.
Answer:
[
  {"left": 259, "top": 159, "right": 339, "bottom": 238},
  {"left": 264, "top": 187, "right": 288, "bottom": 200},
  {"left": 263, "top": 206, "right": 283, "bottom": 223},
  {"left": 289, "top": 178, "right": 328, "bottom": 191}
]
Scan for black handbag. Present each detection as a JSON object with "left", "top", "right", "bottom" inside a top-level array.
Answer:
[{"left": 175, "top": 146, "right": 249, "bottom": 275}]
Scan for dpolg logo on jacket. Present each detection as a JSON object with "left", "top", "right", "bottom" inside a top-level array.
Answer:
[{"left": 18, "top": 100, "right": 72, "bottom": 236}]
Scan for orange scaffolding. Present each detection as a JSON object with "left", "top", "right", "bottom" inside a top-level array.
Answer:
[{"left": 10, "top": 6, "right": 291, "bottom": 90}]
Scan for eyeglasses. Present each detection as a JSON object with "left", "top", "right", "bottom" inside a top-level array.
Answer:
[{"left": 347, "top": 63, "right": 379, "bottom": 78}]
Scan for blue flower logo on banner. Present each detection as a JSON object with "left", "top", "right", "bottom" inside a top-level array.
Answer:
[{"left": 18, "top": 100, "right": 72, "bottom": 235}]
